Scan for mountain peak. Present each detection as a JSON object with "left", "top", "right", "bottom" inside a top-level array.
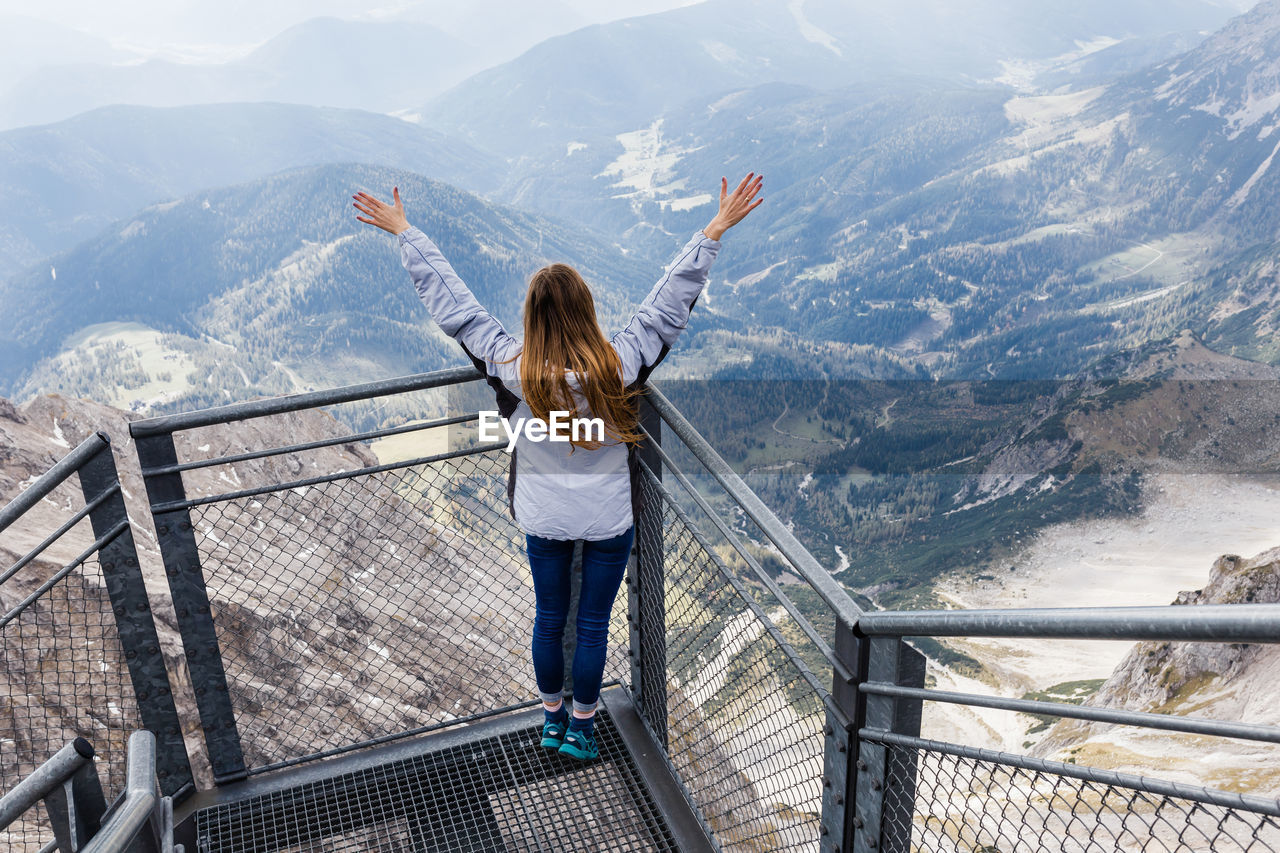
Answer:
[{"left": 1147, "top": 0, "right": 1280, "bottom": 140}]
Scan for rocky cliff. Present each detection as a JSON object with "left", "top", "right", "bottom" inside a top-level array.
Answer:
[
  {"left": 0, "top": 390, "right": 539, "bottom": 789},
  {"left": 1035, "top": 546, "right": 1280, "bottom": 795}
]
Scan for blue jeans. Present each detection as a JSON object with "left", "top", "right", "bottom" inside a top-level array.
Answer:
[{"left": 525, "top": 526, "right": 634, "bottom": 714}]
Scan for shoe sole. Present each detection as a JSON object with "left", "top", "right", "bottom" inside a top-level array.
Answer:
[
  {"left": 540, "top": 736, "right": 563, "bottom": 749},
  {"left": 557, "top": 742, "right": 598, "bottom": 761}
]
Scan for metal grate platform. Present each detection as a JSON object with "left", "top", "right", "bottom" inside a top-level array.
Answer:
[{"left": 192, "top": 704, "right": 689, "bottom": 853}]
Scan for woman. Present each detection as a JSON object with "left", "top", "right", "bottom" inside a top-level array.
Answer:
[{"left": 353, "top": 173, "right": 763, "bottom": 760}]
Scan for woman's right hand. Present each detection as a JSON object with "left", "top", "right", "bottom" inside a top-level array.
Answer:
[
  {"left": 353, "top": 187, "right": 411, "bottom": 235},
  {"left": 703, "top": 172, "right": 764, "bottom": 241}
]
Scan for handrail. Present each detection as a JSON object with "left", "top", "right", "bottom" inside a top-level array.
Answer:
[
  {"left": 857, "top": 603, "right": 1280, "bottom": 642},
  {"left": 129, "top": 365, "right": 484, "bottom": 438},
  {"left": 0, "top": 433, "right": 109, "bottom": 535},
  {"left": 861, "top": 729, "right": 1280, "bottom": 818},
  {"left": 81, "top": 731, "right": 160, "bottom": 853},
  {"left": 860, "top": 683, "right": 1280, "bottom": 744},
  {"left": 0, "top": 739, "right": 96, "bottom": 829},
  {"left": 642, "top": 383, "right": 864, "bottom": 629},
  {"left": 148, "top": 442, "right": 505, "bottom": 515},
  {"left": 141, "top": 413, "right": 480, "bottom": 476},
  {"left": 0, "top": 486, "right": 118, "bottom": 587},
  {"left": 0, "top": 519, "right": 130, "bottom": 629}
]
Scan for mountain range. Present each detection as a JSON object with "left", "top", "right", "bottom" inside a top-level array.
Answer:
[
  {"left": 0, "top": 102, "right": 502, "bottom": 272},
  {"left": 0, "top": 18, "right": 480, "bottom": 130},
  {"left": 463, "top": 0, "right": 1280, "bottom": 380},
  {"left": 419, "top": 0, "right": 1243, "bottom": 157},
  {"left": 0, "top": 163, "right": 654, "bottom": 416},
  {"left": 4, "top": 1, "right": 1280, "bottom": 403}
]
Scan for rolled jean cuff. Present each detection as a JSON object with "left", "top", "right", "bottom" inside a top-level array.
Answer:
[
  {"left": 539, "top": 690, "right": 564, "bottom": 706},
  {"left": 572, "top": 698, "right": 598, "bottom": 717}
]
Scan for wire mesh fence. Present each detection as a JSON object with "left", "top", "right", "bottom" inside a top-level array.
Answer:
[
  {"left": 186, "top": 446, "right": 630, "bottom": 773},
  {"left": 882, "top": 741, "right": 1280, "bottom": 852},
  {"left": 0, "top": 556, "right": 142, "bottom": 852},
  {"left": 635, "top": 468, "right": 826, "bottom": 853}
]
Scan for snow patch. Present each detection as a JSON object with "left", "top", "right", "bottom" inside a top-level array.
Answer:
[
  {"left": 659, "top": 193, "right": 713, "bottom": 212},
  {"left": 994, "top": 36, "right": 1118, "bottom": 92},
  {"left": 1154, "top": 68, "right": 1194, "bottom": 101},
  {"left": 1005, "top": 87, "right": 1106, "bottom": 127},
  {"left": 1096, "top": 282, "right": 1186, "bottom": 312},
  {"left": 120, "top": 220, "right": 146, "bottom": 239},
  {"left": 787, "top": 0, "right": 841, "bottom": 56},
  {"left": 708, "top": 90, "right": 748, "bottom": 114},
  {"left": 699, "top": 39, "right": 741, "bottom": 65},
  {"left": 389, "top": 107, "right": 423, "bottom": 124},
  {"left": 49, "top": 418, "right": 70, "bottom": 449},
  {"left": 597, "top": 119, "right": 703, "bottom": 209},
  {"left": 1195, "top": 89, "right": 1280, "bottom": 139},
  {"left": 1227, "top": 136, "right": 1280, "bottom": 209},
  {"left": 731, "top": 259, "right": 789, "bottom": 291}
]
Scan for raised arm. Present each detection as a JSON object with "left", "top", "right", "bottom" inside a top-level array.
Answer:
[
  {"left": 612, "top": 172, "right": 764, "bottom": 384},
  {"left": 353, "top": 187, "right": 519, "bottom": 367}
]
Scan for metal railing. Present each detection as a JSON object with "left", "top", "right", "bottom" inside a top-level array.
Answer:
[
  {"left": 0, "top": 731, "right": 182, "bottom": 853},
  {"left": 0, "top": 737, "right": 106, "bottom": 852},
  {"left": 633, "top": 383, "right": 1280, "bottom": 853},
  {"left": 3, "top": 365, "right": 1278, "bottom": 853},
  {"left": 0, "top": 435, "right": 191, "bottom": 852},
  {"left": 847, "top": 610, "right": 1280, "bottom": 853},
  {"left": 80, "top": 731, "right": 179, "bottom": 853},
  {"left": 128, "top": 366, "right": 632, "bottom": 782},
  {"left": 121, "top": 366, "right": 851, "bottom": 849}
]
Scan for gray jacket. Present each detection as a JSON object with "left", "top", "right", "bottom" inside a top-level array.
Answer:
[{"left": 398, "top": 226, "right": 720, "bottom": 540}]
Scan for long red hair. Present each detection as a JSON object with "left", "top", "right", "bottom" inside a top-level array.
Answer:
[{"left": 515, "top": 264, "right": 641, "bottom": 449}]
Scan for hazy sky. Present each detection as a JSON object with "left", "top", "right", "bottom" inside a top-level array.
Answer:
[{"left": 0, "top": 0, "right": 704, "bottom": 59}]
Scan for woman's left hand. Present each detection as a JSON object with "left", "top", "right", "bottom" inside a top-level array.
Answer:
[
  {"left": 353, "top": 187, "right": 410, "bottom": 235},
  {"left": 703, "top": 172, "right": 764, "bottom": 241}
]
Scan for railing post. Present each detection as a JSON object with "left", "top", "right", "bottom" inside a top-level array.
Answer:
[
  {"left": 854, "top": 636, "right": 925, "bottom": 853},
  {"left": 78, "top": 434, "right": 194, "bottom": 798},
  {"left": 822, "top": 616, "right": 865, "bottom": 853},
  {"left": 42, "top": 745, "right": 108, "bottom": 852},
  {"left": 631, "top": 392, "right": 669, "bottom": 746},
  {"left": 133, "top": 431, "right": 247, "bottom": 784}
]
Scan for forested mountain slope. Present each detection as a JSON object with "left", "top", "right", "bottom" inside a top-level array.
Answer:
[
  {"left": 0, "top": 164, "right": 654, "bottom": 416},
  {"left": 474, "top": 0, "right": 1280, "bottom": 379}
]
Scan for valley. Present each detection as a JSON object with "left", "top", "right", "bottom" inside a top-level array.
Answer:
[{"left": 926, "top": 470, "right": 1280, "bottom": 755}]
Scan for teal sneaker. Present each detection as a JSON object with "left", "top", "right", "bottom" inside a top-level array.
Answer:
[
  {"left": 540, "top": 718, "right": 567, "bottom": 750},
  {"left": 557, "top": 728, "right": 599, "bottom": 761}
]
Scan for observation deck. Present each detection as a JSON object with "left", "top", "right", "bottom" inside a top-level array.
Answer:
[{"left": 2, "top": 366, "right": 1279, "bottom": 852}]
